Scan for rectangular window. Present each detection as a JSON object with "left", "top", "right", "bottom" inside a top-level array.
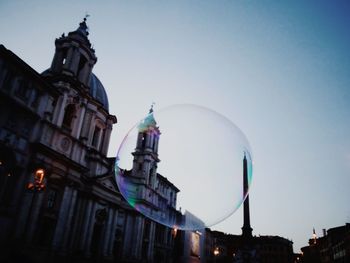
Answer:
[{"left": 141, "top": 133, "right": 146, "bottom": 148}]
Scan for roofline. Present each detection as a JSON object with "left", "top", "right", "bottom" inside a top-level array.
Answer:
[
  {"left": 0, "top": 44, "right": 57, "bottom": 95},
  {"left": 157, "top": 173, "right": 180, "bottom": 192}
]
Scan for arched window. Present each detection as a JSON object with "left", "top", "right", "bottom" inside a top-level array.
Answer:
[
  {"left": 91, "top": 119, "right": 106, "bottom": 150},
  {"left": 77, "top": 54, "right": 87, "bottom": 82},
  {"left": 62, "top": 104, "right": 75, "bottom": 129},
  {"left": 91, "top": 126, "right": 101, "bottom": 148}
]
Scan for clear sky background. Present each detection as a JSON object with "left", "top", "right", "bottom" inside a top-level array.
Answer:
[{"left": 1, "top": 0, "right": 349, "bottom": 252}]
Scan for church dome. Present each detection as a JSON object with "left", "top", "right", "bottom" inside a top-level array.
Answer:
[{"left": 88, "top": 73, "right": 109, "bottom": 111}]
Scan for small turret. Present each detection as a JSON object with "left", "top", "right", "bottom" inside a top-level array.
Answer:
[{"left": 132, "top": 106, "right": 161, "bottom": 187}]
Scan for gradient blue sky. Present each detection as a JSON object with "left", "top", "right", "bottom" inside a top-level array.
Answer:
[{"left": 1, "top": 0, "right": 349, "bottom": 251}]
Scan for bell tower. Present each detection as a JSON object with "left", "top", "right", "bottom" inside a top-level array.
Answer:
[
  {"left": 131, "top": 105, "right": 160, "bottom": 188},
  {"left": 49, "top": 16, "right": 97, "bottom": 86}
]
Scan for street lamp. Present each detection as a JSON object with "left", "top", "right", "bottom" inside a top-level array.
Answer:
[
  {"left": 171, "top": 226, "right": 178, "bottom": 238},
  {"left": 214, "top": 246, "right": 220, "bottom": 263},
  {"left": 24, "top": 168, "right": 46, "bottom": 242},
  {"left": 214, "top": 247, "right": 219, "bottom": 256},
  {"left": 26, "top": 168, "right": 46, "bottom": 191}
]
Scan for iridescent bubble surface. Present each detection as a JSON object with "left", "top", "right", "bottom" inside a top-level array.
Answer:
[{"left": 115, "top": 104, "right": 253, "bottom": 230}]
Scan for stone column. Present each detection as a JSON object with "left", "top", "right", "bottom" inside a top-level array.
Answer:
[
  {"left": 136, "top": 133, "right": 143, "bottom": 149},
  {"left": 70, "top": 47, "right": 80, "bottom": 75},
  {"left": 80, "top": 109, "right": 93, "bottom": 139},
  {"left": 101, "top": 123, "right": 112, "bottom": 156},
  {"left": 79, "top": 199, "right": 93, "bottom": 250},
  {"left": 87, "top": 113, "right": 97, "bottom": 145},
  {"left": 26, "top": 191, "right": 45, "bottom": 243},
  {"left": 144, "top": 162, "right": 151, "bottom": 178},
  {"left": 82, "top": 63, "right": 93, "bottom": 85},
  {"left": 107, "top": 209, "right": 119, "bottom": 256},
  {"left": 68, "top": 195, "right": 83, "bottom": 250},
  {"left": 73, "top": 103, "right": 86, "bottom": 139},
  {"left": 84, "top": 201, "right": 98, "bottom": 256},
  {"left": 154, "top": 137, "right": 159, "bottom": 153},
  {"left": 148, "top": 221, "right": 156, "bottom": 263},
  {"left": 52, "top": 186, "right": 74, "bottom": 250},
  {"left": 97, "top": 127, "right": 104, "bottom": 150},
  {"left": 54, "top": 92, "right": 68, "bottom": 126},
  {"left": 122, "top": 214, "right": 134, "bottom": 258},
  {"left": 149, "top": 134, "right": 154, "bottom": 150},
  {"left": 133, "top": 216, "right": 144, "bottom": 259},
  {"left": 102, "top": 207, "right": 113, "bottom": 256},
  {"left": 61, "top": 188, "right": 78, "bottom": 250}
]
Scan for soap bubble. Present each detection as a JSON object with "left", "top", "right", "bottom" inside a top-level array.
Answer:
[{"left": 115, "top": 104, "right": 252, "bottom": 231}]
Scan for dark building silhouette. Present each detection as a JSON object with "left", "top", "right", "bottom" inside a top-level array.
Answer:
[
  {"left": 300, "top": 224, "right": 350, "bottom": 263},
  {"left": 204, "top": 155, "right": 295, "bottom": 263},
  {"left": 205, "top": 227, "right": 294, "bottom": 263}
]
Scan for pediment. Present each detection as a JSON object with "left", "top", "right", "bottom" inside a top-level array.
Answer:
[{"left": 96, "top": 174, "right": 119, "bottom": 192}]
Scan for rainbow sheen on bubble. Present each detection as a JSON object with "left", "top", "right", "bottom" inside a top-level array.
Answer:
[{"left": 115, "top": 104, "right": 253, "bottom": 231}]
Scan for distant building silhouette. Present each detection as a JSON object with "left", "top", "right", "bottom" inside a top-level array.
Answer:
[
  {"left": 300, "top": 223, "right": 350, "bottom": 262},
  {"left": 204, "top": 155, "right": 295, "bottom": 263}
]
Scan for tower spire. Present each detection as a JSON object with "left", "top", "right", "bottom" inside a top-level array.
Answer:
[
  {"left": 149, "top": 102, "right": 155, "bottom": 113},
  {"left": 242, "top": 152, "right": 252, "bottom": 239},
  {"left": 48, "top": 17, "right": 97, "bottom": 86},
  {"left": 77, "top": 15, "right": 89, "bottom": 36}
]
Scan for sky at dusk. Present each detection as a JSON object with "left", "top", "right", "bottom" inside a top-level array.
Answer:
[{"left": 1, "top": 0, "right": 350, "bottom": 252}]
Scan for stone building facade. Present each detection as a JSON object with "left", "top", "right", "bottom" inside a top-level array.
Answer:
[{"left": 0, "top": 19, "right": 190, "bottom": 263}]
